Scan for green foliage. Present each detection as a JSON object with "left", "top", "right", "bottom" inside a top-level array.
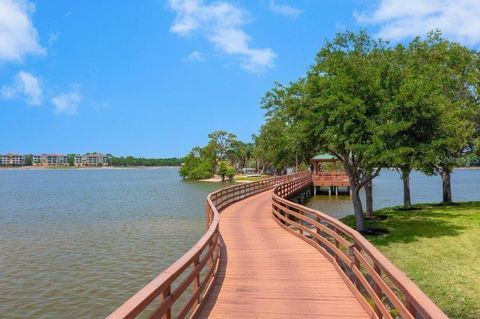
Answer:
[
  {"left": 380, "top": 40, "right": 443, "bottom": 173},
  {"left": 67, "top": 154, "right": 75, "bottom": 166},
  {"left": 226, "top": 165, "right": 235, "bottom": 179},
  {"left": 208, "top": 130, "right": 237, "bottom": 161},
  {"left": 179, "top": 130, "right": 256, "bottom": 180},
  {"left": 257, "top": 80, "right": 313, "bottom": 172},
  {"left": 255, "top": 116, "right": 294, "bottom": 170},
  {"left": 258, "top": 29, "right": 480, "bottom": 228},
  {"left": 261, "top": 30, "right": 392, "bottom": 230},
  {"left": 227, "top": 140, "right": 254, "bottom": 170},
  {"left": 109, "top": 156, "right": 184, "bottom": 167},
  {"left": 179, "top": 151, "right": 213, "bottom": 180},
  {"left": 24, "top": 154, "right": 32, "bottom": 166},
  {"left": 217, "top": 161, "right": 235, "bottom": 181},
  {"left": 410, "top": 32, "right": 480, "bottom": 176},
  {"left": 217, "top": 161, "right": 228, "bottom": 181},
  {"left": 464, "top": 154, "right": 480, "bottom": 167}
]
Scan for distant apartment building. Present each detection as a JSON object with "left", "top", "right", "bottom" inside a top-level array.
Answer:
[
  {"left": 75, "top": 153, "right": 110, "bottom": 167},
  {"left": 74, "top": 154, "right": 83, "bottom": 166},
  {"left": 0, "top": 154, "right": 26, "bottom": 166},
  {"left": 33, "top": 154, "right": 69, "bottom": 166},
  {"left": 85, "top": 153, "right": 109, "bottom": 166},
  {"left": 1, "top": 153, "right": 110, "bottom": 167}
]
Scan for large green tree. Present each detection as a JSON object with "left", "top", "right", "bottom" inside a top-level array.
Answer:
[
  {"left": 382, "top": 40, "right": 444, "bottom": 209},
  {"left": 208, "top": 130, "right": 237, "bottom": 161},
  {"left": 179, "top": 146, "right": 214, "bottom": 180},
  {"left": 263, "top": 31, "right": 392, "bottom": 231},
  {"left": 179, "top": 130, "right": 256, "bottom": 180},
  {"left": 24, "top": 154, "right": 33, "bottom": 166},
  {"left": 415, "top": 33, "right": 480, "bottom": 203},
  {"left": 227, "top": 140, "right": 253, "bottom": 171}
]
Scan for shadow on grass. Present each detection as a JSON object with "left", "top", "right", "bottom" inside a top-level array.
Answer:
[
  {"left": 393, "top": 207, "right": 423, "bottom": 212},
  {"left": 341, "top": 202, "right": 480, "bottom": 246}
]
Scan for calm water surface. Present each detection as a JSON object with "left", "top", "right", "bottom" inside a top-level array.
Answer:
[
  {"left": 0, "top": 167, "right": 232, "bottom": 318},
  {"left": 1, "top": 168, "right": 479, "bottom": 318},
  {"left": 305, "top": 169, "right": 480, "bottom": 218}
]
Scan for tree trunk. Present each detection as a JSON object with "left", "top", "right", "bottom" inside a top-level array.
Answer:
[
  {"left": 351, "top": 184, "right": 366, "bottom": 232},
  {"left": 401, "top": 168, "right": 412, "bottom": 209},
  {"left": 365, "top": 181, "right": 373, "bottom": 219},
  {"left": 441, "top": 169, "right": 452, "bottom": 203}
]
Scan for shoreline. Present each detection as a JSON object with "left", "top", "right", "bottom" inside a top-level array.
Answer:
[
  {"left": 0, "top": 166, "right": 181, "bottom": 171},
  {"left": 198, "top": 176, "right": 251, "bottom": 183}
]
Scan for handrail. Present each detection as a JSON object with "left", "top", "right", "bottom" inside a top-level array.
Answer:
[
  {"left": 272, "top": 174, "right": 448, "bottom": 319},
  {"left": 107, "top": 172, "right": 308, "bottom": 319}
]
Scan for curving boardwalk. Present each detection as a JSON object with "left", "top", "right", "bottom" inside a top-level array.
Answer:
[
  {"left": 107, "top": 173, "right": 447, "bottom": 319},
  {"left": 199, "top": 190, "right": 369, "bottom": 318}
]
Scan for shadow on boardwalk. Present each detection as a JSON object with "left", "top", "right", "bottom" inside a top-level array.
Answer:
[{"left": 198, "top": 236, "right": 228, "bottom": 318}]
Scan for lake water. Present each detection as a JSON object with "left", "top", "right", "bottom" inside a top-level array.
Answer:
[
  {"left": 0, "top": 167, "right": 232, "bottom": 318},
  {"left": 305, "top": 169, "right": 480, "bottom": 219},
  {"left": 1, "top": 168, "right": 479, "bottom": 318}
]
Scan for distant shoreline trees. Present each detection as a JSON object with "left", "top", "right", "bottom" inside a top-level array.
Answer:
[
  {"left": 179, "top": 130, "right": 253, "bottom": 180},
  {"left": 109, "top": 156, "right": 184, "bottom": 167}
]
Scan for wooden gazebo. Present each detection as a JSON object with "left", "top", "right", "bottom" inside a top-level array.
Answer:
[{"left": 312, "top": 153, "right": 350, "bottom": 195}]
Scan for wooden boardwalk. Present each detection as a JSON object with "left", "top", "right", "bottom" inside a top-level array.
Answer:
[
  {"left": 199, "top": 190, "right": 370, "bottom": 318},
  {"left": 107, "top": 173, "right": 446, "bottom": 319}
]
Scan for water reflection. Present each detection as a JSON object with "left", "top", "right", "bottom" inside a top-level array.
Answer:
[{"left": 305, "top": 169, "right": 480, "bottom": 219}]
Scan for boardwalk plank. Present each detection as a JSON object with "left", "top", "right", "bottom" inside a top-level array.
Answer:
[{"left": 198, "top": 190, "right": 370, "bottom": 318}]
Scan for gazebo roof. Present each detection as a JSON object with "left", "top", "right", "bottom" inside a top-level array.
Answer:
[{"left": 312, "top": 153, "right": 337, "bottom": 161}]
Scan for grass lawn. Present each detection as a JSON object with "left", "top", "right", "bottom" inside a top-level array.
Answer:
[{"left": 341, "top": 202, "right": 480, "bottom": 319}]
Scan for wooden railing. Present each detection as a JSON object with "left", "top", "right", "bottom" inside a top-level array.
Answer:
[
  {"left": 314, "top": 171, "right": 349, "bottom": 178},
  {"left": 312, "top": 171, "right": 350, "bottom": 186},
  {"left": 272, "top": 174, "right": 448, "bottom": 319},
  {"left": 107, "top": 172, "right": 307, "bottom": 319}
]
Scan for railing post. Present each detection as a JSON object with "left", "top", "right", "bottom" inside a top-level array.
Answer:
[
  {"left": 162, "top": 285, "right": 172, "bottom": 319},
  {"left": 334, "top": 227, "right": 340, "bottom": 264},
  {"left": 349, "top": 244, "right": 362, "bottom": 291},
  {"left": 372, "top": 263, "right": 383, "bottom": 318},
  {"left": 316, "top": 216, "right": 322, "bottom": 245},
  {"left": 205, "top": 203, "right": 210, "bottom": 230},
  {"left": 298, "top": 208, "right": 303, "bottom": 236},
  {"left": 405, "top": 298, "right": 418, "bottom": 318},
  {"left": 193, "top": 257, "right": 201, "bottom": 305}
]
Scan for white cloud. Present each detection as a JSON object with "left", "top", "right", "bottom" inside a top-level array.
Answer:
[
  {"left": 1, "top": 71, "right": 43, "bottom": 105},
  {"left": 0, "top": 0, "right": 45, "bottom": 62},
  {"left": 269, "top": 0, "right": 302, "bottom": 19},
  {"left": 168, "top": 0, "right": 276, "bottom": 72},
  {"left": 52, "top": 89, "right": 82, "bottom": 115},
  {"left": 355, "top": 0, "right": 480, "bottom": 46},
  {"left": 183, "top": 50, "right": 206, "bottom": 62}
]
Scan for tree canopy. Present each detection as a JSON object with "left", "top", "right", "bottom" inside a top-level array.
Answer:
[
  {"left": 179, "top": 30, "right": 480, "bottom": 231},
  {"left": 257, "top": 30, "right": 480, "bottom": 231},
  {"left": 179, "top": 130, "right": 255, "bottom": 180}
]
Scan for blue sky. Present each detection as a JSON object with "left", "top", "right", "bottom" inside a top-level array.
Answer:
[{"left": 1, "top": 0, "right": 479, "bottom": 157}]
